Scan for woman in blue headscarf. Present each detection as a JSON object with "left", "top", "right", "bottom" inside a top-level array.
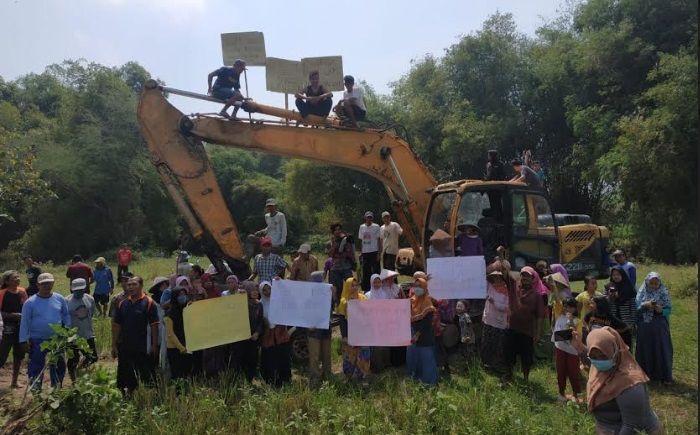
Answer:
[{"left": 635, "top": 272, "right": 673, "bottom": 383}]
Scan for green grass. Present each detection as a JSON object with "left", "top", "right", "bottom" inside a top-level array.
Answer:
[{"left": 3, "top": 258, "right": 697, "bottom": 434}]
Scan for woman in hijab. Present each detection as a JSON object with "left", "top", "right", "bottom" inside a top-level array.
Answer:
[
  {"left": 509, "top": 266, "right": 545, "bottom": 382},
  {"left": 571, "top": 327, "right": 663, "bottom": 434},
  {"left": 406, "top": 278, "right": 438, "bottom": 385},
  {"left": 307, "top": 271, "right": 333, "bottom": 383},
  {"left": 227, "top": 279, "right": 263, "bottom": 382},
  {"left": 259, "top": 281, "right": 291, "bottom": 387},
  {"left": 481, "top": 260, "right": 517, "bottom": 381},
  {"left": 164, "top": 287, "right": 192, "bottom": 380},
  {"left": 608, "top": 266, "right": 638, "bottom": 347},
  {"left": 549, "top": 264, "right": 573, "bottom": 299},
  {"left": 336, "top": 277, "right": 370, "bottom": 380},
  {"left": 635, "top": 272, "right": 673, "bottom": 383}
]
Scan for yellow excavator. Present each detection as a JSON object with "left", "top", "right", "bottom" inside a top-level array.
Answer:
[{"left": 137, "top": 80, "right": 610, "bottom": 281}]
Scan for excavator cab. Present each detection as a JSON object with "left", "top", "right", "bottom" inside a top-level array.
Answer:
[
  {"left": 424, "top": 181, "right": 558, "bottom": 266},
  {"left": 423, "top": 181, "right": 607, "bottom": 277}
]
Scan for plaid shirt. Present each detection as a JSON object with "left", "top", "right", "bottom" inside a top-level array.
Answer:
[{"left": 254, "top": 253, "right": 287, "bottom": 282}]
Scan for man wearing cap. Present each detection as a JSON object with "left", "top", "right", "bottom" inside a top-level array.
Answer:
[
  {"left": 19, "top": 273, "right": 71, "bottom": 390},
  {"left": 112, "top": 276, "right": 160, "bottom": 395},
  {"left": 612, "top": 249, "right": 637, "bottom": 288},
  {"left": 65, "top": 278, "right": 98, "bottom": 382},
  {"left": 255, "top": 198, "right": 288, "bottom": 255},
  {"left": 249, "top": 237, "right": 289, "bottom": 283},
  {"left": 66, "top": 255, "right": 93, "bottom": 295},
  {"left": 290, "top": 243, "right": 319, "bottom": 282},
  {"left": 333, "top": 75, "right": 367, "bottom": 127},
  {"left": 92, "top": 257, "right": 114, "bottom": 317},
  {"left": 380, "top": 211, "right": 403, "bottom": 271},
  {"left": 358, "top": 211, "right": 382, "bottom": 291},
  {"left": 208, "top": 59, "right": 246, "bottom": 120}
]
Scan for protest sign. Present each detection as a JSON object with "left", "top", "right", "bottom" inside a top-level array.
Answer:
[
  {"left": 183, "top": 294, "right": 250, "bottom": 352},
  {"left": 347, "top": 299, "right": 412, "bottom": 346},
  {"left": 221, "top": 32, "right": 266, "bottom": 66},
  {"left": 301, "top": 56, "right": 344, "bottom": 91},
  {"left": 426, "top": 256, "right": 487, "bottom": 299},
  {"left": 265, "top": 57, "right": 304, "bottom": 94},
  {"left": 269, "top": 280, "right": 332, "bottom": 329}
]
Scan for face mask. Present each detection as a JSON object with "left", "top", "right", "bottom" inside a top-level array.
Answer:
[
  {"left": 414, "top": 287, "right": 425, "bottom": 297},
  {"left": 177, "top": 295, "right": 188, "bottom": 305},
  {"left": 590, "top": 358, "right": 616, "bottom": 371},
  {"left": 73, "top": 290, "right": 85, "bottom": 298}
]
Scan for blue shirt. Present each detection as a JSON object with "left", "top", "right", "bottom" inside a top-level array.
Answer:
[
  {"left": 19, "top": 293, "right": 71, "bottom": 342},
  {"left": 93, "top": 267, "right": 114, "bottom": 295},
  {"left": 213, "top": 67, "right": 241, "bottom": 90},
  {"left": 160, "top": 287, "right": 172, "bottom": 305}
]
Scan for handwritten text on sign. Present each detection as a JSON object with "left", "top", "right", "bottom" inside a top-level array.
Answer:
[
  {"left": 221, "top": 32, "right": 266, "bottom": 66},
  {"left": 183, "top": 294, "right": 250, "bottom": 352},
  {"left": 269, "top": 280, "right": 332, "bottom": 329},
  {"left": 426, "top": 256, "right": 487, "bottom": 299},
  {"left": 301, "top": 56, "right": 344, "bottom": 91},
  {"left": 265, "top": 57, "right": 304, "bottom": 94},
  {"left": 347, "top": 299, "right": 412, "bottom": 346}
]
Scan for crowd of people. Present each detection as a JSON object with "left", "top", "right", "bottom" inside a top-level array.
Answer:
[{"left": 0, "top": 200, "right": 674, "bottom": 433}]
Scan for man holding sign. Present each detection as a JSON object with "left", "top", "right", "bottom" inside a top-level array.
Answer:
[{"left": 207, "top": 59, "right": 246, "bottom": 120}]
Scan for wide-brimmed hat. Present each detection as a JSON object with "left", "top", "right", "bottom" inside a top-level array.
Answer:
[
  {"left": 548, "top": 272, "right": 569, "bottom": 288},
  {"left": 429, "top": 229, "right": 451, "bottom": 241},
  {"left": 150, "top": 276, "right": 169, "bottom": 290},
  {"left": 379, "top": 269, "right": 399, "bottom": 281},
  {"left": 265, "top": 198, "right": 277, "bottom": 206},
  {"left": 298, "top": 243, "right": 311, "bottom": 253},
  {"left": 94, "top": 256, "right": 106, "bottom": 264}
]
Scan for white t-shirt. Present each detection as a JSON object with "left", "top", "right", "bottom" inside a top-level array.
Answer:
[
  {"left": 380, "top": 221, "right": 403, "bottom": 255},
  {"left": 551, "top": 314, "right": 578, "bottom": 355},
  {"left": 343, "top": 86, "right": 366, "bottom": 111},
  {"left": 265, "top": 212, "right": 287, "bottom": 247},
  {"left": 358, "top": 223, "right": 381, "bottom": 253}
]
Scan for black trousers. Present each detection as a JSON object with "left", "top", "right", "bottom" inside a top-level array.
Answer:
[
  {"left": 230, "top": 339, "right": 259, "bottom": 382},
  {"left": 117, "top": 265, "right": 129, "bottom": 277},
  {"left": 117, "top": 350, "right": 155, "bottom": 393},
  {"left": 382, "top": 253, "right": 397, "bottom": 271},
  {"left": 360, "top": 252, "right": 381, "bottom": 291},
  {"left": 167, "top": 348, "right": 192, "bottom": 380},
  {"left": 67, "top": 337, "right": 98, "bottom": 375},
  {"left": 260, "top": 343, "right": 291, "bottom": 387},
  {"left": 0, "top": 332, "right": 24, "bottom": 367},
  {"left": 295, "top": 98, "right": 332, "bottom": 118}
]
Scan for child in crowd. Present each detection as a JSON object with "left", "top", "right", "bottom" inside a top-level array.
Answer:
[
  {"left": 455, "top": 223, "right": 484, "bottom": 257},
  {"left": 449, "top": 300, "right": 477, "bottom": 372},
  {"left": 551, "top": 297, "right": 582, "bottom": 403},
  {"left": 584, "top": 296, "right": 631, "bottom": 347},
  {"left": 575, "top": 275, "right": 602, "bottom": 339},
  {"left": 336, "top": 277, "right": 371, "bottom": 381}
]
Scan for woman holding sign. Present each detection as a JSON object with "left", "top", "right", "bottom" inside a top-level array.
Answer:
[
  {"left": 407, "top": 278, "right": 439, "bottom": 385},
  {"left": 336, "top": 277, "right": 371, "bottom": 381},
  {"left": 481, "top": 260, "right": 517, "bottom": 382}
]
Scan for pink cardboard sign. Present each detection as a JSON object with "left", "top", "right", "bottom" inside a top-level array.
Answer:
[{"left": 347, "top": 299, "right": 412, "bottom": 347}]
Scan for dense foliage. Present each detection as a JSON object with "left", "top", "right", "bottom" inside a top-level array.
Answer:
[{"left": 0, "top": 0, "right": 696, "bottom": 263}]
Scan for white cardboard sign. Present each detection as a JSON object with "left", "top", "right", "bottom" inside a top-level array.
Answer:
[
  {"left": 301, "top": 56, "right": 344, "bottom": 91},
  {"left": 269, "top": 279, "right": 332, "bottom": 329},
  {"left": 221, "top": 32, "right": 266, "bottom": 66},
  {"left": 426, "top": 256, "right": 487, "bottom": 299},
  {"left": 265, "top": 57, "right": 304, "bottom": 94}
]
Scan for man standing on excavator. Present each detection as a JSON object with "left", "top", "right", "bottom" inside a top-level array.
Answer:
[
  {"left": 207, "top": 59, "right": 246, "bottom": 120},
  {"left": 255, "top": 198, "right": 287, "bottom": 255}
]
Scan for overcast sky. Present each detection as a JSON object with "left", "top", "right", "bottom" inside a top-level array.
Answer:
[{"left": 1, "top": 0, "right": 563, "bottom": 114}]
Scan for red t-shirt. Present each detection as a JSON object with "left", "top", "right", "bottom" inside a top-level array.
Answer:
[
  {"left": 66, "top": 262, "right": 94, "bottom": 284},
  {"left": 117, "top": 249, "right": 132, "bottom": 266}
]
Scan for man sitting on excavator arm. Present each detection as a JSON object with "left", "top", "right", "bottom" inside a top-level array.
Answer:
[
  {"left": 333, "top": 75, "right": 366, "bottom": 128},
  {"left": 207, "top": 59, "right": 246, "bottom": 120}
]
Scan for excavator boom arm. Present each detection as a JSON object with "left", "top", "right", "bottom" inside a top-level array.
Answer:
[{"left": 137, "top": 82, "right": 436, "bottom": 271}]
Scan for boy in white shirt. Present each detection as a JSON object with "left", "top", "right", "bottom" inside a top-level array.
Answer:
[
  {"left": 334, "top": 75, "right": 366, "bottom": 127},
  {"left": 380, "top": 211, "right": 403, "bottom": 270},
  {"left": 357, "top": 211, "right": 381, "bottom": 291}
]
